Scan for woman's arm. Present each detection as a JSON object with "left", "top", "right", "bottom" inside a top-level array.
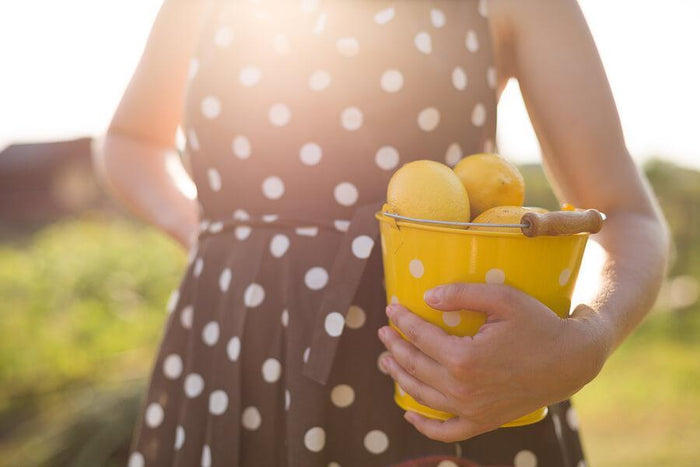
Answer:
[
  {"left": 93, "top": 0, "right": 210, "bottom": 250},
  {"left": 492, "top": 0, "right": 671, "bottom": 351},
  {"left": 376, "top": 0, "right": 671, "bottom": 442}
]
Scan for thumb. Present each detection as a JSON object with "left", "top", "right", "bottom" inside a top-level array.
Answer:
[{"left": 423, "top": 282, "right": 519, "bottom": 318}]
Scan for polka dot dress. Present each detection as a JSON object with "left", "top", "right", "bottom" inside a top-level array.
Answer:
[{"left": 128, "top": 1, "right": 588, "bottom": 466}]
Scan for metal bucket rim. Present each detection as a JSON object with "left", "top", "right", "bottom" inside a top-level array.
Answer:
[{"left": 375, "top": 211, "right": 591, "bottom": 239}]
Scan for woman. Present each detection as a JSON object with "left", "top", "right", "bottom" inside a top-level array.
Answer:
[{"left": 94, "top": 0, "right": 669, "bottom": 466}]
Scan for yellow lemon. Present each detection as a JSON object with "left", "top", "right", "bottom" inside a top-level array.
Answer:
[
  {"left": 387, "top": 160, "right": 470, "bottom": 224},
  {"left": 453, "top": 153, "right": 525, "bottom": 219},
  {"left": 471, "top": 205, "right": 549, "bottom": 233}
]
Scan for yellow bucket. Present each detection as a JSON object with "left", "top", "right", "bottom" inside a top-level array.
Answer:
[{"left": 375, "top": 209, "right": 601, "bottom": 427}]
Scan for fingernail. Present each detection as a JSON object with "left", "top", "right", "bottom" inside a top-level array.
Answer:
[
  {"left": 385, "top": 304, "right": 395, "bottom": 317},
  {"left": 403, "top": 411, "right": 414, "bottom": 423},
  {"left": 379, "top": 355, "right": 391, "bottom": 371},
  {"left": 424, "top": 287, "right": 441, "bottom": 304}
]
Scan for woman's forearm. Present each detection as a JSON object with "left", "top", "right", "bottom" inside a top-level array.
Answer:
[
  {"left": 93, "top": 131, "right": 199, "bottom": 250},
  {"left": 572, "top": 209, "right": 671, "bottom": 356}
]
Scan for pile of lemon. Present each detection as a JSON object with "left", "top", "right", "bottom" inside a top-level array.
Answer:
[{"left": 385, "top": 154, "right": 548, "bottom": 232}]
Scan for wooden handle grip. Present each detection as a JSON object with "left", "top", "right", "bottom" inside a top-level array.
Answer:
[{"left": 520, "top": 209, "right": 604, "bottom": 237}]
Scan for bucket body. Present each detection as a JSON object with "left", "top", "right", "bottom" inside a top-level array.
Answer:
[{"left": 375, "top": 212, "right": 589, "bottom": 427}]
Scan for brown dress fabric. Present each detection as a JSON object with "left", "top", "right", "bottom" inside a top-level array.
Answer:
[{"left": 127, "top": 1, "right": 589, "bottom": 466}]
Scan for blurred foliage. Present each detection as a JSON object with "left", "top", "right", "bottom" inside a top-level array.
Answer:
[{"left": 0, "top": 159, "right": 698, "bottom": 466}]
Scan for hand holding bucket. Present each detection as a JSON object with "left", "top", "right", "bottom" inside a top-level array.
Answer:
[{"left": 375, "top": 208, "right": 604, "bottom": 430}]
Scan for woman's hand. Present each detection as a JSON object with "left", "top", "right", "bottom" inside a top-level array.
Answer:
[{"left": 377, "top": 282, "right": 614, "bottom": 443}]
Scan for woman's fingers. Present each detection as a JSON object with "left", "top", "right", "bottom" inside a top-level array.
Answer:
[
  {"left": 403, "top": 411, "right": 485, "bottom": 443},
  {"left": 379, "top": 353, "right": 453, "bottom": 414},
  {"left": 386, "top": 303, "right": 468, "bottom": 368}
]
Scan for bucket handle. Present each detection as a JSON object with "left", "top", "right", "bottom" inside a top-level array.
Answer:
[{"left": 520, "top": 209, "right": 604, "bottom": 237}]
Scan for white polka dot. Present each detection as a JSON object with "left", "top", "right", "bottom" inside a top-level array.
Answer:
[
  {"left": 374, "top": 7, "right": 395, "bottom": 24},
  {"left": 208, "top": 221, "right": 224, "bottom": 234},
  {"left": 309, "top": 70, "right": 331, "bottom": 91},
  {"left": 262, "top": 175, "right": 285, "bottom": 199},
  {"left": 345, "top": 305, "right": 366, "bottom": 329},
  {"left": 145, "top": 402, "right": 164, "bottom": 428},
  {"left": 207, "top": 168, "right": 222, "bottom": 192},
  {"left": 296, "top": 226, "right": 319, "bottom": 237},
  {"left": 418, "top": 107, "right": 440, "bottom": 131},
  {"left": 303, "top": 347, "right": 310, "bottom": 363},
  {"left": 472, "top": 103, "right": 486, "bottom": 127},
  {"left": 324, "top": 312, "right": 345, "bottom": 337},
  {"left": 272, "top": 33, "right": 290, "bottom": 54},
  {"left": 559, "top": 268, "right": 572, "bottom": 286},
  {"left": 209, "top": 390, "right": 229, "bottom": 415},
  {"left": 377, "top": 351, "right": 391, "bottom": 374},
  {"left": 330, "top": 384, "right": 355, "bottom": 408},
  {"left": 262, "top": 358, "right": 282, "bottom": 383},
  {"left": 244, "top": 283, "right": 265, "bottom": 307},
  {"left": 514, "top": 449, "right": 538, "bottom": 467},
  {"left": 352, "top": 235, "right": 374, "bottom": 259},
  {"left": 442, "top": 311, "right": 462, "bottom": 327},
  {"left": 430, "top": 8, "right": 446, "bottom": 28},
  {"left": 300, "top": 142, "right": 323, "bottom": 165},
  {"left": 305, "top": 267, "right": 329, "bottom": 290},
  {"left": 487, "top": 66, "right": 498, "bottom": 89},
  {"left": 340, "top": 106, "right": 363, "bottom": 131},
  {"left": 232, "top": 135, "right": 252, "bottom": 159},
  {"left": 167, "top": 289, "right": 180, "bottom": 313},
  {"left": 380, "top": 69, "right": 404, "bottom": 93},
  {"left": 409, "top": 259, "right": 424, "bottom": 278},
  {"left": 163, "top": 354, "right": 183, "bottom": 379},
  {"left": 194, "top": 258, "right": 204, "bottom": 277},
  {"left": 304, "top": 426, "right": 326, "bottom": 452},
  {"left": 270, "top": 234, "right": 290, "bottom": 258},
  {"left": 262, "top": 214, "right": 278, "bottom": 223},
  {"left": 414, "top": 31, "right": 432, "bottom": 54},
  {"left": 465, "top": 30, "right": 479, "bottom": 52},
  {"left": 219, "top": 268, "right": 232, "bottom": 292},
  {"left": 328, "top": 463, "right": 341, "bottom": 467},
  {"left": 269, "top": 103, "right": 291, "bottom": 126},
  {"left": 566, "top": 406, "right": 579, "bottom": 430},
  {"left": 364, "top": 429, "right": 389, "bottom": 454},
  {"left": 334, "top": 219, "right": 351, "bottom": 232},
  {"left": 214, "top": 26, "right": 234, "bottom": 48},
  {"left": 478, "top": 0, "right": 489, "bottom": 17},
  {"left": 201, "top": 96, "right": 221, "bottom": 119},
  {"left": 336, "top": 37, "right": 359, "bottom": 57},
  {"left": 174, "top": 425, "right": 185, "bottom": 450},
  {"left": 437, "top": 461, "right": 458, "bottom": 467},
  {"left": 486, "top": 268, "right": 506, "bottom": 284},
  {"left": 202, "top": 321, "right": 220, "bottom": 346},
  {"left": 285, "top": 389, "right": 291, "bottom": 410},
  {"left": 301, "top": 0, "right": 319, "bottom": 13},
  {"left": 180, "top": 305, "right": 194, "bottom": 329},
  {"left": 241, "top": 406, "right": 262, "bottom": 431},
  {"left": 184, "top": 373, "right": 204, "bottom": 398},
  {"left": 128, "top": 452, "right": 144, "bottom": 467},
  {"left": 233, "top": 209, "right": 250, "bottom": 221},
  {"left": 201, "top": 444, "right": 211, "bottom": 467},
  {"left": 313, "top": 12, "right": 327, "bottom": 34},
  {"left": 227, "top": 336, "right": 241, "bottom": 362},
  {"left": 235, "top": 225, "right": 252, "bottom": 240},
  {"left": 239, "top": 65, "right": 261, "bottom": 86},
  {"left": 445, "top": 142, "right": 463, "bottom": 166},
  {"left": 281, "top": 309, "right": 289, "bottom": 327},
  {"left": 334, "top": 182, "right": 359, "bottom": 206},
  {"left": 187, "top": 128, "right": 200, "bottom": 151},
  {"left": 375, "top": 145, "right": 399, "bottom": 170},
  {"left": 452, "top": 66, "right": 468, "bottom": 91}
]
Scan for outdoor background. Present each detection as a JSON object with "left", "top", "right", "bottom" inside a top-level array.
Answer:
[{"left": 1, "top": 1, "right": 698, "bottom": 466}]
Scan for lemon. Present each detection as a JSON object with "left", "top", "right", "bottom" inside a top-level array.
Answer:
[
  {"left": 387, "top": 160, "right": 470, "bottom": 224},
  {"left": 471, "top": 206, "right": 548, "bottom": 233},
  {"left": 453, "top": 153, "right": 525, "bottom": 219}
]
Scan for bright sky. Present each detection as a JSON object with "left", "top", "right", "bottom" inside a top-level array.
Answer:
[{"left": 1, "top": 0, "right": 698, "bottom": 170}]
